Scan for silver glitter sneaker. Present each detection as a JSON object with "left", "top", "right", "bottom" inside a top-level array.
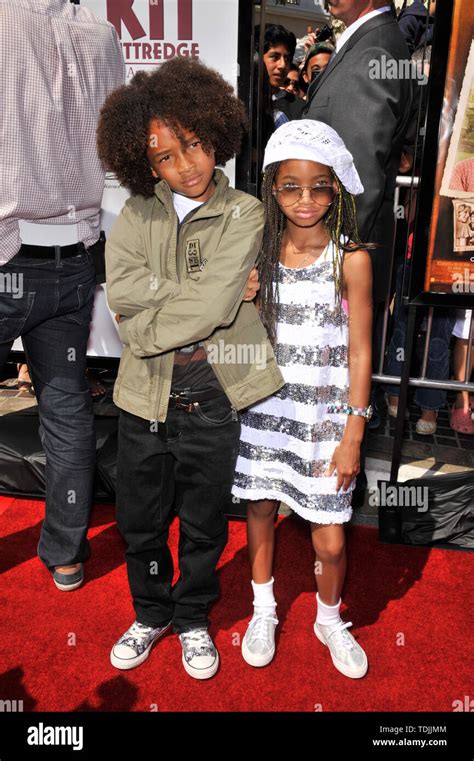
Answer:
[
  {"left": 314, "top": 619, "right": 368, "bottom": 679},
  {"left": 179, "top": 628, "right": 219, "bottom": 680},
  {"left": 242, "top": 612, "right": 279, "bottom": 667},
  {"left": 110, "top": 620, "right": 171, "bottom": 670}
]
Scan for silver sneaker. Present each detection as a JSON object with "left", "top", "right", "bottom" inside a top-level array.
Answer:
[
  {"left": 179, "top": 628, "right": 219, "bottom": 680},
  {"left": 111, "top": 620, "right": 171, "bottom": 670},
  {"left": 314, "top": 620, "right": 368, "bottom": 679},
  {"left": 242, "top": 612, "right": 279, "bottom": 668}
]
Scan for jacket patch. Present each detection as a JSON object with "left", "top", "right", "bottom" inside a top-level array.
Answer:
[{"left": 185, "top": 239, "right": 202, "bottom": 273}]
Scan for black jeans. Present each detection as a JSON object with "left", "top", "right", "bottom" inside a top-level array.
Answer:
[
  {"left": 0, "top": 250, "right": 97, "bottom": 568},
  {"left": 116, "top": 395, "right": 241, "bottom": 633}
]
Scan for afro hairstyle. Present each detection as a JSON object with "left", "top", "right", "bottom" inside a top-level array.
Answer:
[{"left": 97, "top": 57, "right": 247, "bottom": 197}]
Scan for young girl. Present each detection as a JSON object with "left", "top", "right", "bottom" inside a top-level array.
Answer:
[
  {"left": 232, "top": 120, "right": 373, "bottom": 679},
  {"left": 97, "top": 58, "right": 284, "bottom": 680}
]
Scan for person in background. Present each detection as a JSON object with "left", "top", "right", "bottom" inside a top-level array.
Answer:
[
  {"left": 293, "top": 24, "right": 317, "bottom": 64},
  {"left": 297, "top": 67, "right": 310, "bottom": 100},
  {"left": 0, "top": 0, "right": 124, "bottom": 591},
  {"left": 255, "top": 24, "right": 306, "bottom": 124},
  {"left": 417, "top": 0, "right": 436, "bottom": 50},
  {"left": 450, "top": 312, "right": 474, "bottom": 435},
  {"left": 397, "top": 0, "right": 432, "bottom": 55},
  {"left": 15, "top": 362, "right": 107, "bottom": 398},
  {"left": 252, "top": 24, "right": 306, "bottom": 166},
  {"left": 302, "top": 42, "right": 335, "bottom": 90},
  {"left": 16, "top": 362, "right": 35, "bottom": 396},
  {"left": 283, "top": 63, "right": 305, "bottom": 99},
  {"left": 384, "top": 233, "right": 456, "bottom": 435}
]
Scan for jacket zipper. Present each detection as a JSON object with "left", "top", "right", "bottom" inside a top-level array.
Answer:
[{"left": 175, "top": 210, "right": 238, "bottom": 420}]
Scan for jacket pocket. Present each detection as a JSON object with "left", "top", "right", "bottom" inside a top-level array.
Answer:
[
  {"left": 116, "top": 348, "right": 151, "bottom": 397},
  {"left": 0, "top": 291, "right": 35, "bottom": 343}
]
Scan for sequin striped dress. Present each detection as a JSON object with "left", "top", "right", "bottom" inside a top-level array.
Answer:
[{"left": 232, "top": 240, "right": 353, "bottom": 524}]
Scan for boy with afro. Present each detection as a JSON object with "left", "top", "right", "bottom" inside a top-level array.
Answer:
[{"left": 97, "top": 57, "right": 284, "bottom": 679}]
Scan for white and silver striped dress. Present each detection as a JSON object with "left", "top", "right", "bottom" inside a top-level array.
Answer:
[{"left": 232, "top": 240, "right": 353, "bottom": 524}]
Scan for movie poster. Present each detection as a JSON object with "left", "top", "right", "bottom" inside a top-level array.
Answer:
[{"left": 424, "top": 0, "right": 474, "bottom": 297}]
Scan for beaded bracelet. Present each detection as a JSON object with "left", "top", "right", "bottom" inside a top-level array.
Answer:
[{"left": 327, "top": 402, "right": 372, "bottom": 419}]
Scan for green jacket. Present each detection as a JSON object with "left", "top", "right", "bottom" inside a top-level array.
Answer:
[{"left": 105, "top": 169, "right": 285, "bottom": 422}]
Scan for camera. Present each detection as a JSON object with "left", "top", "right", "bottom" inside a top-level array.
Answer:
[{"left": 314, "top": 24, "right": 333, "bottom": 43}]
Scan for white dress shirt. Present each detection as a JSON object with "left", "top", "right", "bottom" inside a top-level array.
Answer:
[
  {"left": 336, "top": 6, "right": 392, "bottom": 53},
  {"left": 0, "top": 0, "right": 125, "bottom": 262}
]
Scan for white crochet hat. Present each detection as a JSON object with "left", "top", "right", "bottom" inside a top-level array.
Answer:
[{"left": 262, "top": 119, "right": 364, "bottom": 196}]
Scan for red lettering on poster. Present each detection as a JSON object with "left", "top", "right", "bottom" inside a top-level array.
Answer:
[
  {"left": 108, "top": 0, "right": 193, "bottom": 41},
  {"left": 178, "top": 0, "right": 193, "bottom": 40},
  {"left": 108, "top": 0, "right": 146, "bottom": 39}
]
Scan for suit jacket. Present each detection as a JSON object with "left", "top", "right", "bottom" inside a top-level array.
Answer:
[
  {"left": 276, "top": 91, "right": 306, "bottom": 121},
  {"left": 303, "top": 12, "right": 415, "bottom": 301}
]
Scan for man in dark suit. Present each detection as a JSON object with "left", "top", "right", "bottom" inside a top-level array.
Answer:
[{"left": 304, "top": 0, "right": 416, "bottom": 374}]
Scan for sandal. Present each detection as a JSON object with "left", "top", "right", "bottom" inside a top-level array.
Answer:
[
  {"left": 415, "top": 413, "right": 437, "bottom": 436},
  {"left": 450, "top": 406, "right": 474, "bottom": 435},
  {"left": 384, "top": 393, "right": 409, "bottom": 420},
  {"left": 16, "top": 363, "right": 35, "bottom": 396}
]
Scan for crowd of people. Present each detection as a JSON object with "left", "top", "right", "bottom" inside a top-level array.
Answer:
[{"left": 0, "top": 0, "right": 472, "bottom": 687}]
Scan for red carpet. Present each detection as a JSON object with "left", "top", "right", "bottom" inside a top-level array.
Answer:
[{"left": 0, "top": 496, "right": 472, "bottom": 712}]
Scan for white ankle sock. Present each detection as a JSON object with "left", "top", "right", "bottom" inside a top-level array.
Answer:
[
  {"left": 252, "top": 577, "right": 277, "bottom": 617},
  {"left": 316, "top": 592, "right": 342, "bottom": 626}
]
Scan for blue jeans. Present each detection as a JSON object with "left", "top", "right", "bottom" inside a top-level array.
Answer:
[
  {"left": 0, "top": 250, "right": 97, "bottom": 568},
  {"left": 384, "top": 264, "right": 456, "bottom": 410}
]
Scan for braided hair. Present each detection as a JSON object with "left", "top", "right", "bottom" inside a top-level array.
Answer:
[{"left": 257, "top": 162, "right": 373, "bottom": 347}]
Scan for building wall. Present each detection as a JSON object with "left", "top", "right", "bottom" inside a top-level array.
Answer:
[
  {"left": 255, "top": 1, "right": 328, "bottom": 40},
  {"left": 256, "top": 1, "right": 429, "bottom": 43}
]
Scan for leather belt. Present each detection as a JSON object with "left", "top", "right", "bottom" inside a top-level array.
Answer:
[
  {"left": 17, "top": 242, "right": 88, "bottom": 259},
  {"left": 169, "top": 389, "right": 227, "bottom": 412}
]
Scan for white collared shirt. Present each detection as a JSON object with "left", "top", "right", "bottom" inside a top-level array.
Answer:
[
  {"left": 336, "top": 6, "right": 392, "bottom": 53},
  {"left": 0, "top": 0, "right": 125, "bottom": 262}
]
